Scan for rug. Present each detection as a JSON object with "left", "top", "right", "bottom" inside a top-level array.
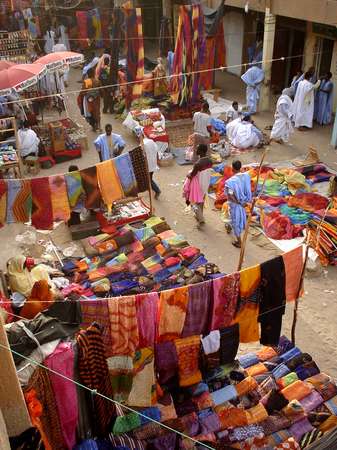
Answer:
[
  {"left": 171, "top": 147, "right": 193, "bottom": 166},
  {"left": 167, "top": 123, "right": 193, "bottom": 148}
]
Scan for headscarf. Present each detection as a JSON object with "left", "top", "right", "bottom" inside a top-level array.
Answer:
[
  {"left": 20, "top": 280, "right": 54, "bottom": 320},
  {"left": 7, "top": 255, "right": 34, "bottom": 298}
]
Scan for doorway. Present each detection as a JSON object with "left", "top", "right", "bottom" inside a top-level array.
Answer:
[{"left": 314, "top": 37, "right": 334, "bottom": 77}]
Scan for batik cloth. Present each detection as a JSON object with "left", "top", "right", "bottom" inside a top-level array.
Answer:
[
  {"left": 158, "top": 286, "right": 188, "bottom": 341},
  {"left": 114, "top": 153, "right": 138, "bottom": 197},
  {"left": 97, "top": 160, "right": 124, "bottom": 211},
  {"left": 129, "top": 146, "right": 149, "bottom": 192},
  {"left": 107, "top": 355, "right": 133, "bottom": 402},
  {"left": 236, "top": 376, "right": 258, "bottom": 397},
  {"left": 108, "top": 296, "right": 139, "bottom": 356},
  {"left": 289, "top": 417, "right": 314, "bottom": 442},
  {"left": 245, "top": 403, "right": 268, "bottom": 424},
  {"left": 300, "top": 390, "right": 324, "bottom": 413},
  {"left": 7, "top": 179, "right": 31, "bottom": 223},
  {"left": 65, "top": 170, "right": 85, "bottom": 210},
  {"left": 45, "top": 342, "right": 78, "bottom": 449},
  {"left": 182, "top": 280, "right": 212, "bottom": 337},
  {"left": 49, "top": 175, "right": 71, "bottom": 223},
  {"left": 31, "top": 177, "right": 54, "bottom": 230},
  {"left": 234, "top": 264, "right": 261, "bottom": 343},
  {"left": 154, "top": 341, "right": 178, "bottom": 384},
  {"left": 211, "top": 272, "right": 240, "bottom": 330},
  {"left": 127, "top": 348, "right": 155, "bottom": 407},
  {"left": 175, "top": 335, "right": 202, "bottom": 387},
  {"left": 136, "top": 292, "right": 159, "bottom": 347},
  {"left": 80, "top": 166, "right": 102, "bottom": 209}
]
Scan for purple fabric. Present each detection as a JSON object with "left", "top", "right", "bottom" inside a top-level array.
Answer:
[
  {"left": 151, "top": 433, "right": 177, "bottom": 450},
  {"left": 136, "top": 292, "right": 159, "bottom": 347},
  {"left": 289, "top": 417, "right": 313, "bottom": 441},
  {"left": 45, "top": 342, "right": 78, "bottom": 449},
  {"left": 300, "top": 390, "right": 324, "bottom": 413},
  {"left": 182, "top": 280, "right": 212, "bottom": 337},
  {"left": 276, "top": 336, "right": 294, "bottom": 355},
  {"left": 154, "top": 341, "right": 178, "bottom": 384},
  {"left": 181, "top": 412, "right": 200, "bottom": 437},
  {"left": 198, "top": 409, "right": 221, "bottom": 434}
]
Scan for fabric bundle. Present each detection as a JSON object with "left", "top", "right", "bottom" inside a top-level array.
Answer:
[
  {"left": 49, "top": 175, "right": 71, "bottom": 223},
  {"left": 31, "top": 177, "right": 53, "bottom": 230}
]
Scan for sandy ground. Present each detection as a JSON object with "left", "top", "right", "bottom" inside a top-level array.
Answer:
[{"left": 1, "top": 67, "right": 336, "bottom": 378}]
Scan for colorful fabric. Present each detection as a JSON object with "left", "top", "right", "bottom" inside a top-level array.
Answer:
[
  {"left": 127, "top": 348, "right": 155, "bottom": 407},
  {"left": 158, "top": 286, "right": 188, "bottom": 341},
  {"left": 239, "top": 352, "right": 259, "bottom": 369},
  {"left": 277, "top": 372, "right": 298, "bottom": 389},
  {"left": 136, "top": 293, "right": 159, "bottom": 348},
  {"left": 97, "top": 160, "right": 124, "bottom": 211},
  {"left": 245, "top": 403, "right": 268, "bottom": 424},
  {"left": 282, "top": 400, "right": 306, "bottom": 422},
  {"left": 49, "top": 175, "right": 71, "bottom": 223},
  {"left": 6, "top": 179, "right": 21, "bottom": 224},
  {"left": 289, "top": 417, "right": 313, "bottom": 442},
  {"left": 65, "top": 171, "right": 85, "bottom": 210},
  {"left": 175, "top": 335, "right": 202, "bottom": 387},
  {"left": 300, "top": 390, "right": 324, "bottom": 412},
  {"left": 31, "top": 177, "right": 53, "bottom": 230},
  {"left": 0, "top": 179, "right": 7, "bottom": 225},
  {"left": 281, "top": 380, "right": 312, "bottom": 401},
  {"left": 306, "top": 373, "right": 337, "bottom": 401},
  {"left": 324, "top": 395, "right": 337, "bottom": 415},
  {"left": 211, "top": 385, "right": 238, "bottom": 405},
  {"left": 246, "top": 362, "right": 268, "bottom": 377},
  {"left": 211, "top": 272, "right": 240, "bottom": 330},
  {"left": 125, "top": 7, "right": 144, "bottom": 105},
  {"left": 236, "top": 376, "right": 258, "bottom": 397},
  {"left": 113, "top": 413, "right": 141, "bottom": 435},
  {"left": 108, "top": 296, "right": 139, "bottom": 356},
  {"left": 274, "top": 437, "right": 300, "bottom": 450},
  {"left": 154, "top": 341, "right": 178, "bottom": 384},
  {"left": 114, "top": 153, "right": 138, "bottom": 197},
  {"left": 80, "top": 166, "right": 102, "bottom": 209},
  {"left": 129, "top": 146, "right": 149, "bottom": 193},
  {"left": 182, "top": 280, "right": 212, "bottom": 337}
]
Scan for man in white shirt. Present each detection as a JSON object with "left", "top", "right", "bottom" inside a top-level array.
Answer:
[
  {"left": 140, "top": 134, "right": 161, "bottom": 199},
  {"left": 193, "top": 102, "right": 212, "bottom": 137},
  {"left": 18, "top": 120, "right": 40, "bottom": 159},
  {"left": 226, "top": 101, "right": 241, "bottom": 122},
  {"left": 292, "top": 71, "right": 321, "bottom": 130}
]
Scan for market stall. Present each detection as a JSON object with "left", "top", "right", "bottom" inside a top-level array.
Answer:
[
  {"left": 0, "top": 116, "right": 22, "bottom": 178},
  {"left": 0, "top": 30, "right": 30, "bottom": 64}
]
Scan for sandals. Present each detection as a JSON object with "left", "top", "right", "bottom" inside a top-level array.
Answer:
[{"left": 232, "top": 241, "right": 241, "bottom": 248}]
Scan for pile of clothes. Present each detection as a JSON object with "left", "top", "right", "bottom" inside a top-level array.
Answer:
[{"left": 60, "top": 216, "right": 222, "bottom": 298}]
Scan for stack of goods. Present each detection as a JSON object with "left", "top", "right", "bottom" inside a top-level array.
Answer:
[
  {"left": 0, "top": 146, "right": 149, "bottom": 229},
  {"left": 123, "top": 108, "right": 169, "bottom": 146},
  {"left": 307, "top": 218, "right": 337, "bottom": 266},
  {"left": 0, "top": 142, "right": 17, "bottom": 165},
  {"left": 0, "top": 30, "right": 30, "bottom": 62},
  {"left": 61, "top": 215, "right": 223, "bottom": 298}
]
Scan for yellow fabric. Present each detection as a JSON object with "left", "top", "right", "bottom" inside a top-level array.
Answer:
[
  {"left": 97, "top": 160, "right": 124, "bottom": 212},
  {"left": 126, "top": 348, "right": 155, "bottom": 407},
  {"left": 7, "top": 255, "right": 34, "bottom": 297},
  {"left": 233, "top": 264, "right": 260, "bottom": 343}
]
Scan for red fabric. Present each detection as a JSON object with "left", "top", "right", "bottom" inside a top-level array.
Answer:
[
  {"left": 76, "top": 11, "right": 89, "bottom": 48},
  {"left": 262, "top": 210, "right": 304, "bottom": 240},
  {"left": 143, "top": 125, "right": 169, "bottom": 143},
  {"left": 287, "top": 193, "right": 329, "bottom": 213},
  {"left": 31, "top": 177, "right": 53, "bottom": 230}
]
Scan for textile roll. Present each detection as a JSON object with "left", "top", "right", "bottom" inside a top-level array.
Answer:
[
  {"left": 129, "top": 146, "right": 149, "bottom": 193},
  {"left": 65, "top": 171, "right": 85, "bottom": 210},
  {"left": 31, "top": 177, "right": 54, "bottom": 230},
  {"left": 49, "top": 175, "right": 71, "bottom": 223},
  {"left": 108, "top": 296, "right": 139, "bottom": 356},
  {"left": 0, "top": 179, "right": 7, "bottom": 225},
  {"left": 114, "top": 153, "right": 138, "bottom": 197},
  {"left": 211, "top": 272, "right": 240, "bottom": 330},
  {"left": 158, "top": 286, "right": 188, "bottom": 341},
  {"left": 96, "top": 160, "right": 124, "bottom": 211},
  {"left": 175, "top": 335, "right": 202, "bottom": 387},
  {"left": 6, "top": 179, "right": 22, "bottom": 223},
  {"left": 80, "top": 166, "right": 102, "bottom": 210}
]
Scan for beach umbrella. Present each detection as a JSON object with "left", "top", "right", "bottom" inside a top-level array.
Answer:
[
  {"left": 35, "top": 51, "right": 84, "bottom": 72},
  {"left": 0, "top": 60, "right": 15, "bottom": 71},
  {"left": 0, "top": 63, "right": 47, "bottom": 95}
]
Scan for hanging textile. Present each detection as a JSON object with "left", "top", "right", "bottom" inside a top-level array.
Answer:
[
  {"left": 65, "top": 171, "right": 85, "bottom": 211},
  {"left": 76, "top": 11, "right": 89, "bottom": 49},
  {"left": 80, "top": 166, "right": 102, "bottom": 210},
  {"left": 12, "top": 180, "right": 31, "bottom": 223},
  {"left": 89, "top": 8, "right": 103, "bottom": 47},
  {"left": 110, "top": 8, "right": 126, "bottom": 95},
  {"left": 129, "top": 146, "right": 149, "bottom": 193},
  {"left": 108, "top": 296, "right": 139, "bottom": 356},
  {"left": 49, "top": 175, "right": 71, "bottom": 223},
  {"left": 31, "top": 177, "right": 53, "bottom": 230},
  {"left": 0, "top": 179, "right": 7, "bottom": 226},
  {"left": 6, "top": 179, "right": 22, "bottom": 224},
  {"left": 96, "top": 160, "right": 124, "bottom": 212},
  {"left": 125, "top": 6, "right": 144, "bottom": 107},
  {"left": 114, "top": 153, "right": 138, "bottom": 197},
  {"left": 159, "top": 16, "right": 173, "bottom": 57}
]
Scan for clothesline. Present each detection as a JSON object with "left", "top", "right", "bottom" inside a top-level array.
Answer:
[
  {"left": 0, "top": 341, "right": 215, "bottom": 450},
  {"left": 2, "top": 51, "right": 325, "bottom": 107}
]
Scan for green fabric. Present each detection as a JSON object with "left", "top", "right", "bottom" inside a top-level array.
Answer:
[
  {"left": 281, "top": 372, "right": 298, "bottom": 388},
  {"left": 112, "top": 412, "right": 141, "bottom": 434}
]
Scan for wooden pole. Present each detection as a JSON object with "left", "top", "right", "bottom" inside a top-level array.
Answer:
[{"left": 237, "top": 147, "right": 269, "bottom": 271}]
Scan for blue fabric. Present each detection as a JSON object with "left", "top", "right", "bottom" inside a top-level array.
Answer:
[
  {"left": 94, "top": 133, "right": 126, "bottom": 161},
  {"left": 272, "top": 363, "right": 290, "bottom": 380},
  {"left": 239, "top": 352, "right": 259, "bottom": 369},
  {"left": 315, "top": 79, "right": 333, "bottom": 125},
  {"left": 111, "top": 280, "right": 138, "bottom": 295},
  {"left": 74, "top": 439, "right": 98, "bottom": 450},
  {"left": 114, "top": 153, "right": 138, "bottom": 196},
  {"left": 211, "top": 118, "right": 226, "bottom": 135},
  {"left": 241, "top": 66, "right": 265, "bottom": 113},
  {"left": 280, "top": 346, "right": 301, "bottom": 362},
  {"left": 139, "top": 407, "right": 161, "bottom": 425},
  {"left": 188, "top": 255, "right": 208, "bottom": 269},
  {"left": 6, "top": 179, "right": 22, "bottom": 224},
  {"left": 225, "top": 173, "right": 252, "bottom": 237},
  {"left": 154, "top": 268, "right": 172, "bottom": 282},
  {"left": 211, "top": 384, "right": 237, "bottom": 405}
]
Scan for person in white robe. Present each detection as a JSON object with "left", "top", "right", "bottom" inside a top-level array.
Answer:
[
  {"left": 18, "top": 121, "right": 40, "bottom": 159},
  {"left": 57, "top": 23, "right": 70, "bottom": 51},
  {"left": 228, "top": 114, "right": 263, "bottom": 149},
  {"left": 292, "top": 72, "right": 321, "bottom": 130},
  {"left": 270, "top": 88, "right": 294, "bottom": 143},
  {"left": 44, "top": 29, "right": 55, "bottom": 54},
  {"left": 241, "top": 63, "right": 265, "bottom": 114},
  {"left": 52, "top": 43, "right": 69, "bottom": 86}
]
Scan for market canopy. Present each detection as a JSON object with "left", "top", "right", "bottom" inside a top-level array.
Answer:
[
  {"left": 0, "top": 60, "right": 15, "bottom": 71},
  {"left": 34, "top": 51, "right": 84, "bottom": 72},
  {"left": 0, "top": 63, "right": 47, "bottom": 95}
]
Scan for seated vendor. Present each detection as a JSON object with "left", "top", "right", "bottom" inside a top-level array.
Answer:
[
  {"left": 94, "top": 123, "right": 125, "bottom": 162},
  {"left": 226, "top": 113, "right": 263, "bottom": 149},
  {"left": 20, "top": 280, "right": 54, "bottom": 320},
  {"left": 17, "top": 120, "right": 40, "bottom": 159}
]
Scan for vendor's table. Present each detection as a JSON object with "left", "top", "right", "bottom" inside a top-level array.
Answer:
[{"left": 0, "top": 117, "right": 22, "bottom": 178}]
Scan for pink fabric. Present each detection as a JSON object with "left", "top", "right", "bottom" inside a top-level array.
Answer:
[
  {"left": 45, "top": 342, "right": 78, "bottom": 449},
  {"left": 211, "top": 273, "right": 240, "bottom": 330},
  {"left": 136, "top": 292, "right": 159, "bottom": 347},
  {"left": 183, "top": 176, "right": 204, "bottom": 204}
]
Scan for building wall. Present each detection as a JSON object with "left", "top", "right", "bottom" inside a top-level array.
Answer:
[{"left": 223, "top": 11, "right": 244, "bottom": 76}]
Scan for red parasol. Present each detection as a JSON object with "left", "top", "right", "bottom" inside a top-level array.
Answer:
[
  {"left": 0, "top": 60, "right": 15, "bottom": 71},
  {"left": 0, "top": 63, "right": 47, "bottom": 95},
  {"left": 34, "top": 51, "right": 84, "bottom": 72}
]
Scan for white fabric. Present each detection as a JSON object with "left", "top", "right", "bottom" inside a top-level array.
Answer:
[
  {"left": 143, "top": 138, "right": 159, "bottom": 172},
  {"left": 228, "top": 120, "right": 260, "bottom": 148},
  {"left": 202, "top": 330, "right": 220, "bottom": 355},
  {"left": 44, "top": 30, "right": 55, "bottom": 54},
  {"left": 292, "top": 79, "right": 321, "bottom": 128},
  {"left": 57, "top": 24, "right": 70, "bottom": 51},
  {"left": 18, "top": 128, "right": 40, "bottom": 157},
  {"left": 193, "top": 111, "right": 211, "bottom": 137},
  {"left": 226, "top": 117, "right": 241, "bottom": 141},
  {"left": 271, "top": 94, "right": 294, "bottom": 143},
  {"left": 226, "top": 105, "right": 240, "bottom": 121},
  {"left": 52, "top": 43, "right": 66, "bottom": 52},
  {"left": 198, "top": 168, "right": 212, "bottom": 196}
]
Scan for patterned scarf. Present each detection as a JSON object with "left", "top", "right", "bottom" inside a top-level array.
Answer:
[
  {"left": 31, "top": 177, "right": 54, "bottom": 230},
  {"left": 49, "top": 175, "right": 71, "bottom": 223},
  {"left": 13, "top": 180, "right": 31, "bottom": 223},
  {"left": 80, "top": 166, "right": 102, "bottom": 209}
]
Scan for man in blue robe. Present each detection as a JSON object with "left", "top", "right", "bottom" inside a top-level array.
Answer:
[
  {"left": 241, "top": 63, "right": 265, "bottom": 114},
  {"left": 314, "top": 72, "right": 334, "bottom": 125},
  {"left": 94, "top": 123, "right": 125, "bottom": 162}
]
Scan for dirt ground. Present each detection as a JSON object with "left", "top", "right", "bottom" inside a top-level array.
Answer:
[{"left": 1, "top": 67, "right": 336, "bottom": 378}]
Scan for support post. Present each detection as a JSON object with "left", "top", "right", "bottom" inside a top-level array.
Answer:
[{"left": 260, "top": 8, "right": 276, "bottom": 112}]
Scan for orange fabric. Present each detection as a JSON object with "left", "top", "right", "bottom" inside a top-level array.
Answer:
[
  {"left": 318, "top": 414, "right": 337, "bottom": 432},
  {"left": 20, "top": 280, "right": 53, "bottom": 320},
  {"left": 108, "top": 296, "right": 139, "bottom": 356},
  {"left": 246, "top": 363, "right": 268, "bottom": 377},
  {"left": 217, "top": 406, "right": 248, "bottom": 428},
  {"left": 175, "top": 335, "right": 202, "bottom": 387},
  {"left": 24, "top": 389, "right": 52, "bottom": 450},
  {"left": 158, "top": 286, "right": 188, "bottom": 341},
  {"left": 282, "top": 246, "right": 304, "bottom": 301},
  {"left": 281, "top": 380, "right": 312, "bottom": 401},
  {"left": 97, "top": 160, "right": 124, "bottom": 212},
  {"left": 245, "top": 403, "right": 268, "bottom": 424},
  {"left": 236, "top": 376, "right": 258, "bottom": 397},
  {"left": 256, "top": 346, "right": 278, "bottom": 361}
]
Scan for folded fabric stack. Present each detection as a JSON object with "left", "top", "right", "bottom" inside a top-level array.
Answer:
[{"left": 61, "top": 216, "right": 222, "bottom": 298}]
